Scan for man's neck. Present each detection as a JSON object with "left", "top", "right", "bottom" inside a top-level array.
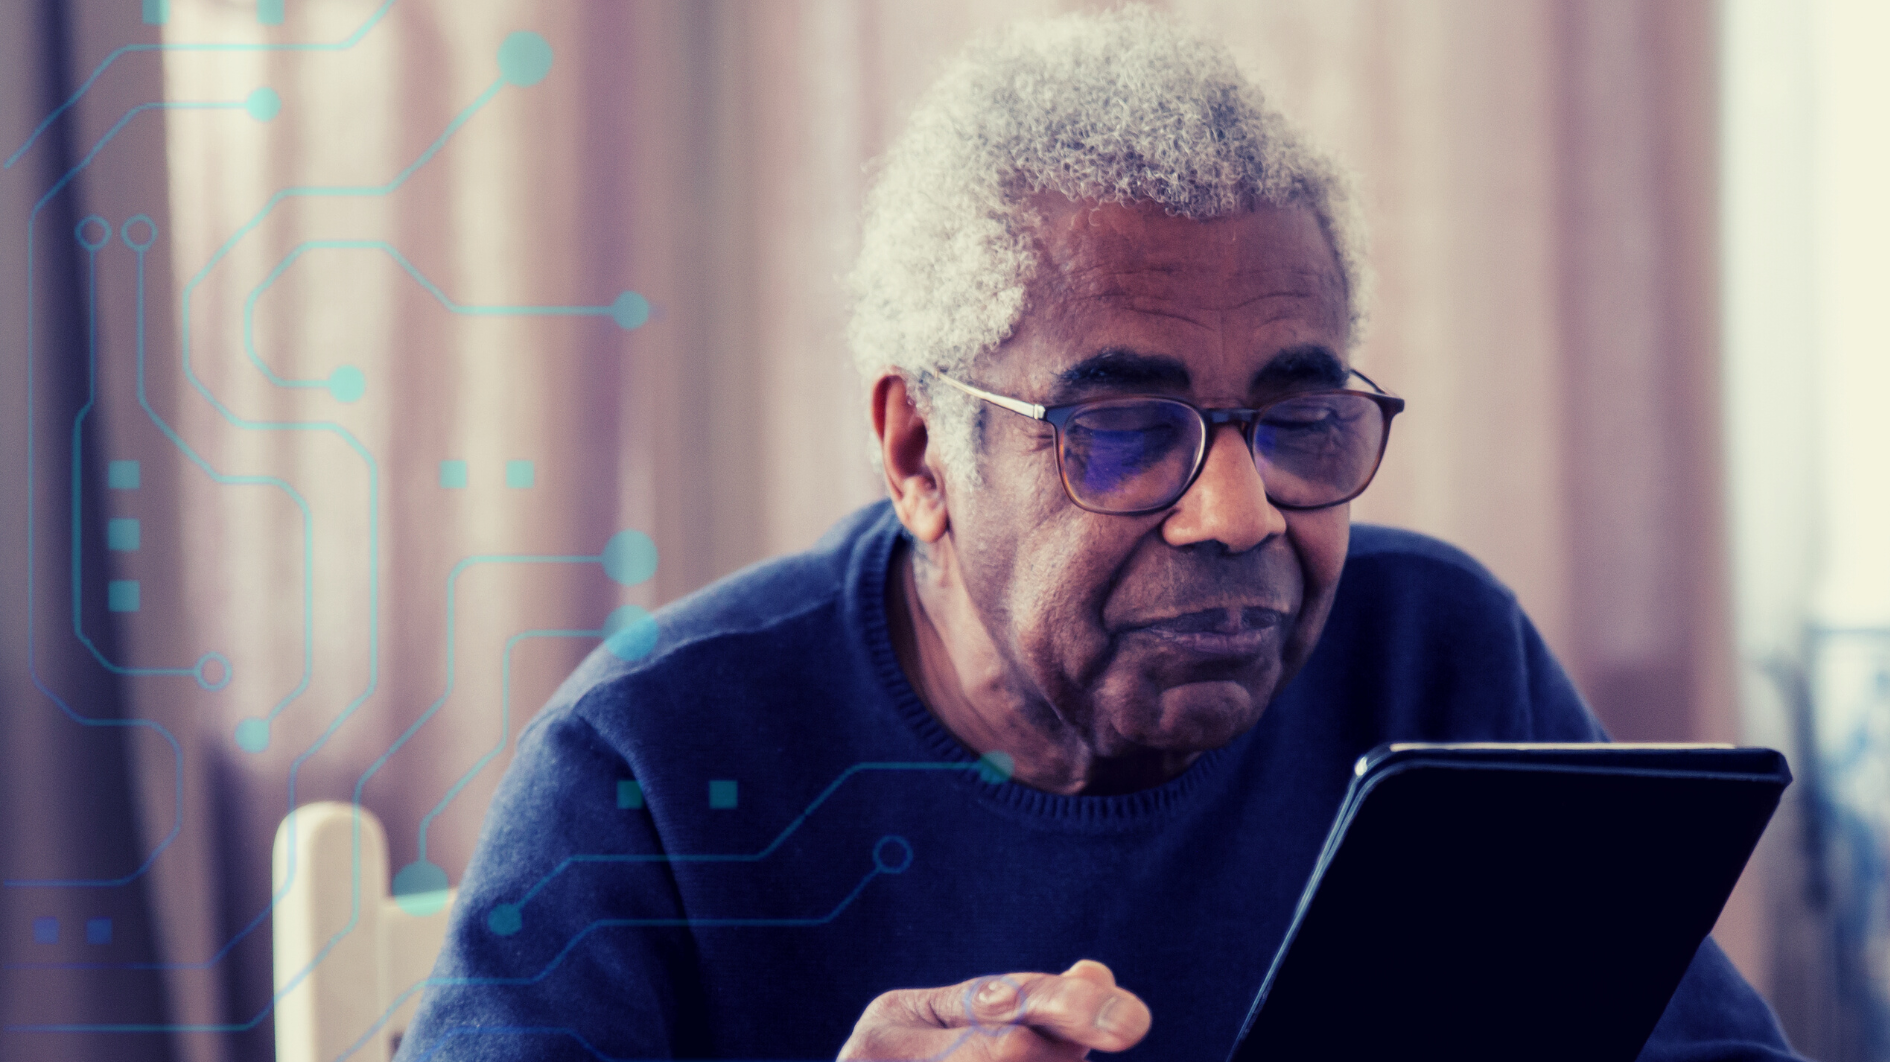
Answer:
[{"left": 884, "top": 538, "right": 1195, "bottom": 796}]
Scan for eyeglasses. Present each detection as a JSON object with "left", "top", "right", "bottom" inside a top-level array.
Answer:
[{"left": 929, "top": 369, "right": 1405, "bottom": 515}]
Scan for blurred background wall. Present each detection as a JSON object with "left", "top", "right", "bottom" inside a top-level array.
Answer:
[
  {"left": 1723, "top": 2, "right": 1890, "bottom": 1057},
  {"left": 0, "top": 0, "right": 1881, "bottom": 1059}
]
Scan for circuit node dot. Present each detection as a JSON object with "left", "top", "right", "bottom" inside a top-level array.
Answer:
[
  {"left": 498, "top": 31, "right": 554, "bottom": 87},
  {"left": 327, "top": 365, "right": 365, "bottom": 403},
  {"left": 234, "top": 718, "right": 270, "bottom": 753},
  {"left": 246, "top": 87, "right": 282, "bottom": 122}
]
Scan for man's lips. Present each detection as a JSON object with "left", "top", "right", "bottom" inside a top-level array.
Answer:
[{"left": 1122, "top": 606, "right": 1289, "bottom": 659}]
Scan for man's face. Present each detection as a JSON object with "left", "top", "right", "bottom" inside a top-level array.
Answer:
[{"left": 944, "top": 197, "right": 1353, "bottom": 760}]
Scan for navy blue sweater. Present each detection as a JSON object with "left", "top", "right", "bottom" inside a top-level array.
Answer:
[{"left": 398, "top": 502, "right": 1801, "bottom": 1060}]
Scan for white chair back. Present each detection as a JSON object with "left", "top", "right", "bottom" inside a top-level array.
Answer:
[{"left": 272, "top": 802, "right": 455, "bottom": 1062}]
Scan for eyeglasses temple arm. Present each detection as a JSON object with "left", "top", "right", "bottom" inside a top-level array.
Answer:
[
  {"left": 926, "top": 371, "right": 1047, "bottom": 420},
  {"left": 1348, "top": 367, "right": 1397, "bottom": 398}
]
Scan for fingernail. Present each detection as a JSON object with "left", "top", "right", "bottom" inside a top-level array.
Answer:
[{"left": 1094, "top": 995, "right": 1127, "bottom": 1035}]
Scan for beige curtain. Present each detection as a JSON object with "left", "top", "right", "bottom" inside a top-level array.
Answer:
[
  {"left": 1, "top": 4, "right": 177, "bottom": 1060},
  {"left": 37, "top": 1, "right": 1750, "bottom": 1058}
]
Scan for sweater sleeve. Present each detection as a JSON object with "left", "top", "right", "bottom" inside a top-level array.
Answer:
[{"left": 395, "top": 702, "right": 697, "bottom": 1061}]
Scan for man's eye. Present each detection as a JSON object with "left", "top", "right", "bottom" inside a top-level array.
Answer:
[
  {"left": 1072, "top": 426, "right": 1179, "bottom": 468},
  {"left": 1265, "top": 413, "right": 1334, "bottom": 429},
  {"left": 1262, "top": 397, "right": 1344, "bottom": 428},
  {"left": 1075, "top": 406, "right": 1183, "bottom": 434}
]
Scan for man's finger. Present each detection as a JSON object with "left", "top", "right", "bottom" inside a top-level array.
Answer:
[
  {"left": 957, "top": 967, "right": 1151, "bottom": 1052},
  {"left": 841, "top": 968, "right": 1152, "bottom": 1061}
]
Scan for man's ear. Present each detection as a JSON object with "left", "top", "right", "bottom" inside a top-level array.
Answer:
[{"left": 872, "top": 373, "right": 949, "bottom": 544}]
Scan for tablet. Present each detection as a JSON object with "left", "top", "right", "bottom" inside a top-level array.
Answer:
[{"left": 1225, "top": 743, "right": 1791, "bottom": 1062}]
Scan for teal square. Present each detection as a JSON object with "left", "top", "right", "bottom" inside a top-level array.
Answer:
[
  {"left": 505, "top": 460, "right": 535, "bottom": 489},
  {"left": 107, "top": 460, "right": 140, "bottom": 489},
  {"left": 438, "top": 460, "right": 468, "bottom": 489},
  {"left": 617, "top": 779, "right": 644, "bottom": 809},
  {"left": 142, "top": 0, "right": 169, "bottom": 25},
  {"left": 86, "top": 918, "right": 111, "bottom": 945},
  {"left": 107, "top": 518, "right": 140, "bottom": 552},
  {"left": 256, "top": 0, "right": 283, "bottom": 25},
  {"left": 108, "top": 580, "right": 140, "bottom": 613},
  {"left": 708, "top": 779, "right": 738, "bottom": 810}
]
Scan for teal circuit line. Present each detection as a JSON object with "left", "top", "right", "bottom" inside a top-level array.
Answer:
[
  {"left": 400, "top": 1026, "right": 968, "bottom": 1062},
  {"left": 10, "top": 51, "right": 572, "bottom": 1006},
  {"left": 126, "top": 219, "right": 323, "bottom": 739},
  {"left": 507, "top": 762, "right": 989, "bottom": 913},
  {"left": 10, "top": 99, "right": 257, "bottom": 890},
  {"left": 414, "top": 626, "right": 601, "bottom": 870},
  {"left": 6, "top": 26, "right": 591, "bottom": 1043},
  {"left": 177, "top": 76, "right": 503, "bottom": 348},
  {"left": 144, "top": 53, "right": 556, "bottom": 993},
  {"left": 10, "top": 805, "right": 424, "bottom": 1039},
  {"left": 246, "top": 241, "right": 632, "bottom": 391},
  {"left": 10, "top": 25, "right": 656, "bottom": 1039},
  {"left": 7, "top": 804, "right": 397, "bottom": 1034},
  {"left": 10, "top": 757, "right": 951, "bottom": 1035},
  {"left": 182, "top": 67, "right": 570, "bottom": 758},
  {"left": 405, "top": 1025, "right": 882, "bottom": 1062},
  {"left": 36, "top": 73, "right": 544, "bottom": 981},
  {"left": 68, "top": 220, "right": 196, "bottom": 680},
  {"left": 10, "top": 58, "right": 502, "bottom": 921},
  {"left": 349, "top": 556, "right": 601, "bottom": 858},
  {"left": 13, "top": 846, "right": 907, "bottom": 1043},
  {"left": 24, "top": 616, "right": 624, "bottom": 1000},
  {"left": 338, "top": 842, "right": 914, "bottom": 1062},
  {"left": 167, "top": 78, "right": 513, "bottom": 749},
  {"left": 398, "top": 1025, "right": 986, "bottom": 1062},
  {"left": 3, "top": 0, "right": 397, "bottom": 169}
]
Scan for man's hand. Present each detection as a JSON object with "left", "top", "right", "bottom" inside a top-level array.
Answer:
[{"left": 838, "top": 959, "right": 1152, "bottom": 1060}]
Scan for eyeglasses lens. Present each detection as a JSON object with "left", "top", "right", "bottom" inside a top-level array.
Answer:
[
  {"left": 1059, "top": 400, "right": 1203, "bottom": 513},
  {"left": 1250, "top": 393, "right": 1385, "bottom": 508},
  {"left": 1058, "top": 394, "right": 1387, "bottom": 513}
]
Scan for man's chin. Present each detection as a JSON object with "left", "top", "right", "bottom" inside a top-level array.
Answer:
[{"left": 1099, "top": 678, "right": 1269, "bottom": 754}]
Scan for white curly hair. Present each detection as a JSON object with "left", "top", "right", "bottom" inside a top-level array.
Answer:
[{"left": 846, "top": 4, "right": 1368, "bottom": 483}]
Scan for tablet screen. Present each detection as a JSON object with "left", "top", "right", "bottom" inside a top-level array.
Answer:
[{"left": 1226, "top": 744, "right": 1790, "bottom": 1062}]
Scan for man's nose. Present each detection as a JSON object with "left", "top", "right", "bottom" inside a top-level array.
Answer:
[{"left": 1161, "top": 424, "right": 1286, "bottom": 553}]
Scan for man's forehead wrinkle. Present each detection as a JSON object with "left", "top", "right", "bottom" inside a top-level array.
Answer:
[
  {"left": 1071, "top": 287, "right": 1338, "bottom": 319},
  {"left": 1012, "top": 200, "right": 1354, "bottom": 396},
  {"left": 1050, "top": 262, "right": 1345, "bottom": 315},
  {"left": 1037, "top": 289, "right": 1347, "bottom": 364},
  {"left": 1236, "top": 289, "right": 1348, "bottom": 335},
  {"left": 1051, "top": 258, "right": 1335, "bottom": 291},
  {"left": 1085, "top": 300, "right": 1223, "bottom": 333}
]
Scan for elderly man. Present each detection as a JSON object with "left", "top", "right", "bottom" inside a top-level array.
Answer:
[{"left": 400, "top": 9, "right": 1802, "bottom": 1060}]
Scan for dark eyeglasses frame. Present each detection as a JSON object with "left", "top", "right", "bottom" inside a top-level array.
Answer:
[{"left": 928, "top": 368, "right": 1407, "bottom": 516}]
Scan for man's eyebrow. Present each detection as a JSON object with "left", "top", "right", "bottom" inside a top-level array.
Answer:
[
  {"left": 1251, "top": 345, "right": 1349, "bottom": 390},
  {"left": 1051, "top": 348, "right": 1191, "bottom": 397}
]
